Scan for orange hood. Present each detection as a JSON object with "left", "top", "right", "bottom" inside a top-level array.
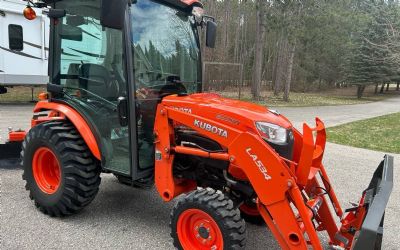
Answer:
[{"left": 162, "top": 93, "right": 293, "bottom": 132}]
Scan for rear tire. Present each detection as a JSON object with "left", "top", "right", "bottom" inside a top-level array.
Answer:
[
  {"left": 170, "top": 188, "right": 246, "bottom": 249},
  {"left": 21, "top": 120, "right": 101, "bottom": 216}
]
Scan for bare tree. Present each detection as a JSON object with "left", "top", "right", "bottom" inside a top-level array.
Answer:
[
  {"left": 252, "top": 0, "right": 267, "bottom": 100},
  {"left": 274, "top": 33, "right": 288, "bottom": 96},
  {"left": 283, "top": 42, "right": 296, "bottom": 101}
]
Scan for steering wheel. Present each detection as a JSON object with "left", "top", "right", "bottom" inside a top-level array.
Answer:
[{"left": 110, "top": 63, "right": 126, "bottom": 96}]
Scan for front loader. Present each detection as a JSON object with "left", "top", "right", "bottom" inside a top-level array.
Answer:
[{"left": 0, "top": 0, "right": 393, "bottom": 249}]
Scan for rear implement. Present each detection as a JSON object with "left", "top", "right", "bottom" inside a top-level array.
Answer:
[{"left": 0, "top": 129, "right": 25, "bottom": 168}]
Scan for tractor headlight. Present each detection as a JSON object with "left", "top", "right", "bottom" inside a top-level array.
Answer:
[{"left": 255, "top": 122, "right": 287, "bottom": 144}]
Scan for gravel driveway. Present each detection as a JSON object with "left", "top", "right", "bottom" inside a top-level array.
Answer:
[{"left": 1, "top": 97, "right": 399, "bottom": 249}]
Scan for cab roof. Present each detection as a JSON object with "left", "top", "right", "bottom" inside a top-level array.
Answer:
[
  {"left": 153, "top": 0, "right": 203, "bottom": 11},
  {"left": 43, "top": 0, "right": 203, "bottom": 9}
]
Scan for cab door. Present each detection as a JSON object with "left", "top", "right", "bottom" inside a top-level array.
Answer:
[
  {"left": 128, "top": 0, "right": 202, "bottom": 181},
  {"left": 52, "top": 0, "right": 133, "bottom": 176}
]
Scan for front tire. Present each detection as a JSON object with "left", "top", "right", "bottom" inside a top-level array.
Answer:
[
  {"left": 21, "top": 120, "right": 101, "bottom": 216},
  {"left": 170, "top": 188, "right": 246, "bottom": 250},
  {"left": 239, "top": 199, "right": 265, "bottom": 225}
]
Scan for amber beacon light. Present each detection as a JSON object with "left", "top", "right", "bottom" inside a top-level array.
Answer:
[{"left": 23, "top": 6, "right": 37, "bottom": 20}]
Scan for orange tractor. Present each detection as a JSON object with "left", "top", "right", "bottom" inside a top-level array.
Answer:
[{"left": 0, "top": 0, "right": 394, "bottom": 249}]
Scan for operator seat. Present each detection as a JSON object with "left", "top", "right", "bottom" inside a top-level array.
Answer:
[
  {"left": 78, "top": 64, "right": 117, "bottom": 99},
  {"left": 65, "top": 63, "right": 80, "bottom": 88}
]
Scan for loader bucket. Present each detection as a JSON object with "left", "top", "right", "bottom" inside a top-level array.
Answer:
[
  {"left": 291, "top": 118, "right": 393, "bottom": 249},
  {"left": 350, "top": 155, "right": 394, "bottom": 250}
]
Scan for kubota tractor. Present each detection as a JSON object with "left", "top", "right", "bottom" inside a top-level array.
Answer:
[{"left": 0, "top": 0, "right": 394, "bottom": 249}]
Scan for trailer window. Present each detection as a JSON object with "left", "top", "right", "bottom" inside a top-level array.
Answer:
[{"left": 8, "top": 25, "right": 23, "bottom": 51}]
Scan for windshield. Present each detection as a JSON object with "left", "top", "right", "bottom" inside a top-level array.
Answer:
[{"left": 131, "top": 0, "right": 201, "bottom": 94}]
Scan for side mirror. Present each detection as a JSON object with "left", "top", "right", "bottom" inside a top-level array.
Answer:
[
  {"left": 60, "top": 24, "right": 83, "bottom": 41},
  {"left": 47, "top": 9, "right": 66, "bottom": 19},
  {"left": 117, "top": 96, "right": 129, "bottom": 127},
  {"left": 206, "top": 20, "right": 217, "bottom": 48},
  {"left": 100, "top": 0, "right": 128, "bottom": 30}
]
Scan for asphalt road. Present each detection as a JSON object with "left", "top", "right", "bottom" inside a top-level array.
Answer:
[
  {"left": 1, "top": 97, "right": 399, "bottom": 249},
  {"left": 275, "top": 96, "right": 400, "bottom": 129}
]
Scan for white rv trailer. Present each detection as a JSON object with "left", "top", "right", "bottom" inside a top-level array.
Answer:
[{"left": 0, "top": 0, "right": 49, "bottom": 90}]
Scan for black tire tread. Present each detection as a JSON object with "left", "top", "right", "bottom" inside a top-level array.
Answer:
[
  {"left": 240, "top": 201, "right": 265, "bottom": 225},
  {"left": 21, "top": 120, "right": 101, "bottom": 216},
  {"left": 170, "top": 188, "right": 246, "bottom": 250}
]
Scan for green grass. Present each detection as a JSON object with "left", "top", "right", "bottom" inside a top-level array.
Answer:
[
  {"left": 0, "top": 86, "right": 46, "bottom": 103},
  {"left": 327, "top": 112, "right": 400, "bottom": 154},
  {"left": 220, "top": 87, "right": 399, "bottom": 107},
  {"left": 238, "top": 92, "right": 390, "bottom": 107}
]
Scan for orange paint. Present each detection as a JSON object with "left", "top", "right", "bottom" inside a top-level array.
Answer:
[
  {"left": 177, "top": 209, "right": 223, "bottom": 249},
  {"left": 32, "top": 147, "right": 61, "bottom": 194},
  {"left": 152, "top": 93, "right": 372, "bottom": 249},
  {"left": 33, "top": 101, "right": 101, "bottom": 160},
  {"left": 8, "top": 131, "right": 26, "bottom": 142}
]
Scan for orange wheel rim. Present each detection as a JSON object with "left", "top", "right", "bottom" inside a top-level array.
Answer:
[
  {"left": 32, "top": 147, "right": 61, "bottom": 194},
  {"left": 240, "top": 203, "right": 260, "bottom": 216},
  {"left": 177, "top": 209, "right": 223, "bottom": 250}
]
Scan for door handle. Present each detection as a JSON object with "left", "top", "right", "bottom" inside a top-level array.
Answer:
[{"left": 117, "top": 96, "right": 128, "bottom": 127}]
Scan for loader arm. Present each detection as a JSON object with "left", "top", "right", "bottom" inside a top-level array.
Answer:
[{"left": 153, "top": 94, "right": 394, "bottom": 250}]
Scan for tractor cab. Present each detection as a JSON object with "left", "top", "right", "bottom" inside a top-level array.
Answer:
[{"left": 42, "top": 0, "right": 215, "bottom": 181}]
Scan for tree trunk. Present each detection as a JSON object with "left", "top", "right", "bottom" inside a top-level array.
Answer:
[
  {"left": 318, "top": 77, "right": 322, "bottom": 90},
  {"left": 222, "top": 0, "right": 231, "bottom": 49},
  {"left": 283, "top": 43, "right": 296, "bottom": 102},
  {"left": 380, "top": 83, "right": 385, "bottom": 93},
  {"left": 252, "top": 0, "right": 266, "bottom": 100},
  {"left": 274, "top": 34, "right": 288, "bottom": 96},
  {"left": 271, "top": 41, "right": 279, "bottom": 92},
  {"left": 374, "top": 83, "right": 379, "bottom": 94},
  {"left": 233, "top": 4, "right": 242, "bottom": 63},
  {"left": 386, "top": 83, "right": 390, "bottom": 91},
  {"left": 357, "top": 85, "right": 366, "bottom": 99},
  {"left": 397, "top": 82, "right": 399, "bottom": 91},
  {"left": 201, "top": 26, "right": 207, "bottom": 91}
]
